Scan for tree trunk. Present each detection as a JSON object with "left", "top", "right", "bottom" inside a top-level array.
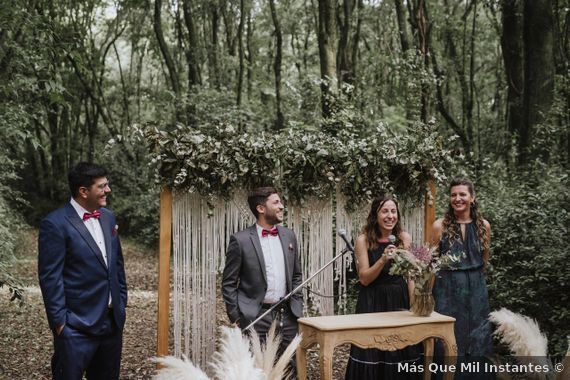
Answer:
[
  {"left": 426, "top": 1, "right": 472, "bottom": 154},
  {"left": 153, "top": 0, "right": 181, "bottom": 96},
  {"left": 182, "top": 0, "right": 202, "bottom": 87},
  {"left": 552, "top": 0, "right": 569, "bottom": 76},
  {"left": 208, "top": 1, "right": 220, "bottom": 88},
  {"left": 221, "top": 1, "right": 236, "bottom": 56},
  {"left": 113, "top": 42, "right": 131, "bottom": 127},
  {"left": 350, "top": 0, "right": 363, "bottom": 80},
  {"left": 413, "top": 0, "right": 430, "bottom": 123},
  {"left": 31, "top": 120, "right": 49, "bottom": 195},
  {"left": 467, "top": 1, "right": 478, "bottom": 161},
  {"left": 338, "top": 0, "right": 356, "bottom": 88},
  {"left": 246, "top": 12, "right": 253, "bottom": 100},
  {"left": 304, "top": 0, "right": 315, "bottom": 74},
  {"left": 317, "top": 0, "right": 338, "bottom": 117},
  {"left": 520, "top": 0, "right": 555, "bottom": 165},
  {"left": 501, "top": 0, "right": 524, "bottom": 159},
  {"left": 394, "top": 0, "right": 415, "bottom": 123},
  {"left": 394, "top": 0, "right": 410, "bottom": 53},
  {"left": 552, "top": 0, "right": 570, "bottom": 163},
  {"left": 236, "top": 0, "right": 245, "bottom": 106},
  {"left": 47, "top": 102, "right": 63, "bottom": 199},
  {"left": 269, "top": 0, "right": 284, "bottom": 129},
  {"left": 153, "top": 0, "right": 183, "bottom": 123}
]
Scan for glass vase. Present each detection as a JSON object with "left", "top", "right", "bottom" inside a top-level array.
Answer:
[{"left": 411, "top": 275, "right": 435, "bottom": 317}]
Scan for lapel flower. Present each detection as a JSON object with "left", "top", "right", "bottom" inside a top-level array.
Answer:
[
  {"left": 288, "top": 243, "right": 294, "bottom": 251},
  {"left": 112, "top": 224, "right": 119, "bottom": 236}
]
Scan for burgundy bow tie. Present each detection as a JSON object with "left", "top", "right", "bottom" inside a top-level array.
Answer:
[
  {"left": 261, "top": 227, "right": 278, "bottom": 237},
  {"left": 83, "top": 210, "right": 101, "bottom": 221}
]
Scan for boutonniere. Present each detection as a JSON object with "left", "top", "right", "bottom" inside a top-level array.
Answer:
[
  {"left": 288, "top": 243, "right": 294, "bottom": 251},
  {"left": 112, "top": 224, "right": 119, "bottom": 236}
]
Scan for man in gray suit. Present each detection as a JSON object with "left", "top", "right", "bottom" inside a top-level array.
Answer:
[{"left": 222, "top": 186, "right": 303, "bottom": 362}]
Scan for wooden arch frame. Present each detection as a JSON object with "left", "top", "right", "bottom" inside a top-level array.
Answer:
[{"left": 155, "top": 181, "right": 437, "bottom": 357}]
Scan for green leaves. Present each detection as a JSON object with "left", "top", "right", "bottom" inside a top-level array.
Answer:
[
  {"left": 482, "top": 164, "right": 569, "bottom": 356},
  {"left": 134, "top": 119, "right": 452, "bottom": 210}
]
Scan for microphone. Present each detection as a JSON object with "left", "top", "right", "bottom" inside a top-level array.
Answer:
[
  {"left": 337, "top": 229, "right": 355, "bottom": 252},
  {"left": 385, "top": 234, "right": 397, "bottom": 258}
]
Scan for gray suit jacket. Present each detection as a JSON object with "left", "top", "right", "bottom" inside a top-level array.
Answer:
[{"left": 222, "top": 224, "right": 303, "bottom": 325}]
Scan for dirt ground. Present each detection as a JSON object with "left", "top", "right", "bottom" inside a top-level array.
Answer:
[{"left": 0, "top": 230, "right": 349, "bottom": 379}]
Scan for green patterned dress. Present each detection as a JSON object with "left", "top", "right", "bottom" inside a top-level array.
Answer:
[{"left": 433, "top": 221, "right": 493, "bottom": 356}]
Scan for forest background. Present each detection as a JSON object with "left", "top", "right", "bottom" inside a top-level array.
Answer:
[{"left": 0, "top": 0, "right": 568, "bottom": 357}]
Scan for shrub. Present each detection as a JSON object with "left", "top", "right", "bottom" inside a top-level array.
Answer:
[
  {"left": 103, "top": 138, "right": 161, "bottom": 247},
  {"left": 479, "top": 163, "right": 569, "bottom": 356},
  {"left": 0, "top": 154, "right": 25, "bottom": 303}
]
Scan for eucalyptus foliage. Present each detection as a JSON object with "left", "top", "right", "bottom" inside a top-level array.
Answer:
[{"left": 133, "top": 120, "right": 452, "bottom": 211}]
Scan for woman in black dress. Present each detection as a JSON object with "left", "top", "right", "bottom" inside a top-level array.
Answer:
[{"left": 345, "top": 196, "right": 422, "bottom": 380}]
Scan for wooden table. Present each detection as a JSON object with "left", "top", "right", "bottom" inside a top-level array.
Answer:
[{"left": 296, "top": 310, "right": 457, "bottom": 380}]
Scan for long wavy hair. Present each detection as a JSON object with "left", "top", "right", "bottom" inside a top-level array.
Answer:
[
  {"left": 441, "top": 178, "right": 489, "bottom": 252},
  {"left": 362, "top": 196, "right": 403, "bottom": 249}
]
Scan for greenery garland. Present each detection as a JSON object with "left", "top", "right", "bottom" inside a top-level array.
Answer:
[{"left": 132, "top": 121, "right": 452, "bottom": 212}]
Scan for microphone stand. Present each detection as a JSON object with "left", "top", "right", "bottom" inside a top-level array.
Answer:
[{"left": 244, "top": 246, "right": 353, "bottom": 331}]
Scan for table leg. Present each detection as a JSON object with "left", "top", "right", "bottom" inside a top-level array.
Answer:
[
  {"left": 319, "top": 338, "right": 335, "bottom": 380},
  {"left": 441, "top": 328, "right": 457, "bottom": 380},
  {"left": 423, "top": 338, "right": 434, "bottom": 380},
  {"left": 296, "top": 345, "right": 308, "bottom": 380}
]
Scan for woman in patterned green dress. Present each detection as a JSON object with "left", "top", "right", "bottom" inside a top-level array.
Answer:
[{"left": 431, "top": 178, "right": 493, "bottom": 378}]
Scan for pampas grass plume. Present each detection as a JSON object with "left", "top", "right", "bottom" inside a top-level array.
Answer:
[
  {"left": 152, "top": 355, "right": 209, "bottom": 380},
  {"left": 152, "top": 323, "right": 300, "bottom": 380},
  {"left": 250, "top": 322, "right": 282, "bottom": 375},
  {"left": 269, "top": 334, "right": 302, "bottom": 380},
  {"left": 209, "top": 326, "right": 264, "bottom": 380},
  {"left": 489, "top": 308, "right": 548, "bottom": 357}
]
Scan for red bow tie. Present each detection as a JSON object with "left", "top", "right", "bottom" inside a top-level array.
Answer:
[
  {"left": 83, "top": 210, "right": 101, "bottom": 221},
  {"left": 262, "top": 227, "right": 278, "bottom": 237}
]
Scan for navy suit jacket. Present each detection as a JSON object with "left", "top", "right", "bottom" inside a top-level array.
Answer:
[{"left": 38, "top": 203, "right": 128, "bottom": 336}]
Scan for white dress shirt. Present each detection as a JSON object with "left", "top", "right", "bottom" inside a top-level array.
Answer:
[
  {"left": 256, "top": 224, "right": 286, "bottom": 303},
  {"left": 70, "top": 198, "right": 111, "bottom": 305}
]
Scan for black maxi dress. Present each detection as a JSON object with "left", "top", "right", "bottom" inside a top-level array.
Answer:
[{"left": 345, "top": 242, "right": 422, "bottom": 380}]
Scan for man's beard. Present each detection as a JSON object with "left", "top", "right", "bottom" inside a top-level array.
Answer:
[{"left": 266, "top": 213, "right": 282, "bottom": 226}]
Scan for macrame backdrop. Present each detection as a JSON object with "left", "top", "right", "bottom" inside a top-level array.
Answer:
[
  {"left": 172, "top": 191, "right": 254, "bottom": 368},
  {"left": 171, "top": 190, "right": 424, "bottom": 370},
  {"left": 288, "top": 198, "right": 335, "bottom": 316}
]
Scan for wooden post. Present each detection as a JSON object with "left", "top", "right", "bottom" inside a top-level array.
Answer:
[
  {"left": 157, "top": 186, "right": 172, "bottom": 358},
  {"left": 423, "top": 180, "right": 436, "bottom": 243}
]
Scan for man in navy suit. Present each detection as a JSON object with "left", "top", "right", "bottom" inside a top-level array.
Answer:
[{"left": 38, "top": 162, "right": 127, "bottom": 380}]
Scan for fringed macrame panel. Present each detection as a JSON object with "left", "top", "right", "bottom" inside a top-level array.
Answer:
[
  {"left": 172, "top": 192, "right": 255, "bottom": 371},
  {"left": 288, "top": 198, "right": 334, "bottom": 316},
  {"left": 171, "top": 191, "right": 424, "bottom": 370},
  {"left": 401, "top": 202, "right": 426, "bottom": 245},
  {"left": 334, "top": 192, "right": 368, "bottom": 314},
  {"left": 227, "top": 190, "right": 256, "bottom": 245},
  {"left": 172, "top": 193, "right": 215, "bottom": 368},
  {"left": 285, "top": 202, "right": 305, "bottom": 310},
  {"left": 171, "top": 192, "right": 189, "bottom": 359}
]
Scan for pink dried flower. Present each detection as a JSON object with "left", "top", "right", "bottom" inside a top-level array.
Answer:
[{"left": 410, "top": 245, "right": 434, "bottom": 265}]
